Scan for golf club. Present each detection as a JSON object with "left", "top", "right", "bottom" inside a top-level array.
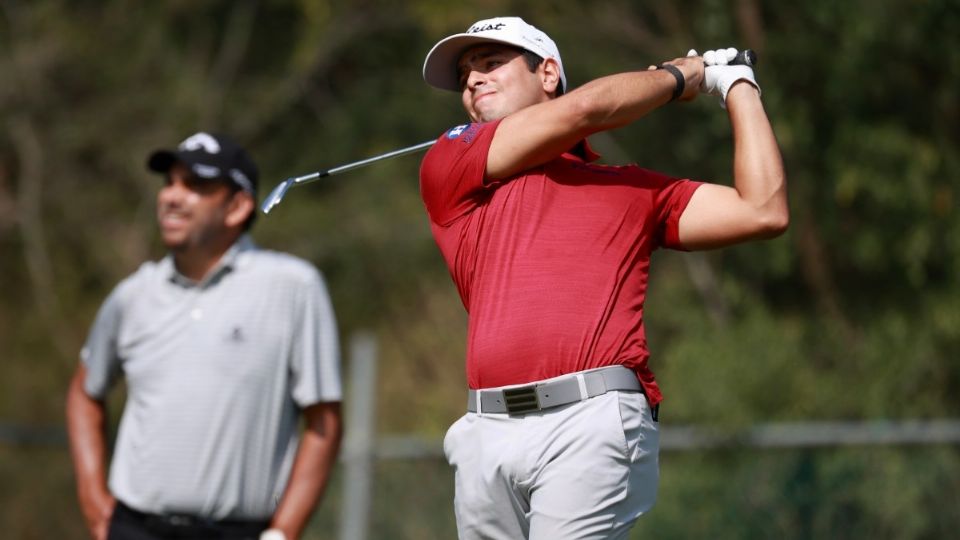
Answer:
[
  {"left": 261, "top": 140, "right": 436, "bottom": 214},
  {"left": 260, "top": 49, "right": 757, "bottom": 215}
]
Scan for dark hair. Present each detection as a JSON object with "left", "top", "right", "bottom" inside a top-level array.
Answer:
[{"left": 520, "top": 49, "right": 564, "bottom": 96}]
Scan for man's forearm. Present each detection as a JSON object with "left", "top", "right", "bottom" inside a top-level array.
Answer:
[
  {"left": 565, "top": 68, "right": 682, "bottom": 132},
  {"left": 66, "top": 367, "right": 115, "bottom": 539},
  {"left": 727, "top": 82, "right": 788, "bottom": 231},
  {"left": 269, "top": 403, "right": 343, "bottom": 540}
]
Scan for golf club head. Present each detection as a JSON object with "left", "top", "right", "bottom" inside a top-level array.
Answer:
[{"left": 261, "top": 178, "right": 293, "bottom": 214}]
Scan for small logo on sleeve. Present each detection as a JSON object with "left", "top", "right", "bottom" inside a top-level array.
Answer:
[
  {"left": 447, "top": 124, "right": 470, "bottom": 139},
  {"left": 446, "top": 123, "right": 481, "bottom": 144}
]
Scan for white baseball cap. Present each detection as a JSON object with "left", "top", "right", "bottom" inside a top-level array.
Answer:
[{"left": 423, "top": 17, "right": 566, "bottom": 93}]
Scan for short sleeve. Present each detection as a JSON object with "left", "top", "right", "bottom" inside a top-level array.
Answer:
[
  {"left": 419, "top": 121, "right": 501, "bottom": 226},
  {"left": 289, "top": 269, "right": 342, "bottom": 407},
  {"left": 80, "top": 286, "right": 126, "bottom": 399},
  {"left": 652, "top": 174, "right": 703, "bottom": 250}
]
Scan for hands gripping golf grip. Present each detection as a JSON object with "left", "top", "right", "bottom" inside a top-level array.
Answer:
[{"left": 660, "top": 49, "right": 757, "bottom": 101}]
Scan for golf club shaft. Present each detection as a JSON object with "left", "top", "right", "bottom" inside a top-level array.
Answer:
[{"left": 292, "top": 140, "right": 436, "bottom": 186}]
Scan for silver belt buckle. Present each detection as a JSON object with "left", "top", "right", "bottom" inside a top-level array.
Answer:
[{"left": 502, "top": 385, "right": 540, "bottom": 414}]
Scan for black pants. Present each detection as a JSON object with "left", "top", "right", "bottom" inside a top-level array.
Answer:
[{"left": 108, "top": 502, "right": 270, "bottom": 540}]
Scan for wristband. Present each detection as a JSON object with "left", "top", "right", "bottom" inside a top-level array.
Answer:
[{"left": 657, "top": 64, "right": 685, "bottom": 102}]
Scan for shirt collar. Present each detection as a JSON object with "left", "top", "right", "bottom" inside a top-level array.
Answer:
[{"left": 166, "top": 235, "right": 256, "bottom": 288}]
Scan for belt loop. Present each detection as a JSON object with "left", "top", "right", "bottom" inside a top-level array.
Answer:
[
  {"left": 476, "top": 389, "right": 483, "bottom": 415},
  {"left": 576, "top": 373, "right": 588, "bottom": 401}
]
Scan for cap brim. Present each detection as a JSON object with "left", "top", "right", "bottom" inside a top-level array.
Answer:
[
  {"left": 423, "top": 33, "right": 526, "bottom": 92},
  {"left": 146, "top": 150, "right": 222, "bottom": 181},
  {"left": 147, "top": 150, "right": 178, "bottom": 173}
]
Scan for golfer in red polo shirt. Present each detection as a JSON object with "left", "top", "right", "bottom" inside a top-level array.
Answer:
[{"left": 420, "top": 16, "right": 786, "bottom": 539}]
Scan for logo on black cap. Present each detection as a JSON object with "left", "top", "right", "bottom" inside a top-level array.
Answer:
[{"left": 179, "top": 133, "right": 222, "bottom": 154}]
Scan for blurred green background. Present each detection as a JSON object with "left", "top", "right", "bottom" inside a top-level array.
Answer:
[{"left": 1, "top": 0, "right": 957, "bottom": 538}]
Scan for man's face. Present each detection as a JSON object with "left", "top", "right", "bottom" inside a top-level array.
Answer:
[
  {"left": 458, "top": 44, "right": 550, "bottom": 122},
  {"left": 156, "top": 163, "right": 238, "bottom": 253}
]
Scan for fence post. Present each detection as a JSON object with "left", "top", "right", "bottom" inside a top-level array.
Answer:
[{"left": 339, "top": 331, "right": 378, "bottom": 540}]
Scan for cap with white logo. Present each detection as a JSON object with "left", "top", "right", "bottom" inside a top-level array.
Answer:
[
  {"left": 147, "top": 132, "right": 259, "bottom": 195},
  {"left": 423, "top": 17, "right": 566, "bottom": 93}
]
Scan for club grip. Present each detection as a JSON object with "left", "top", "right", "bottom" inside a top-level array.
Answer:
[{"left": 731, "top": 49, "right": 758, "bottom": 67}]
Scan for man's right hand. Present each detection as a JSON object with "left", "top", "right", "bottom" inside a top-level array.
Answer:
[{"left": 79, "top": 484, "right": 115, "bottom": 540}]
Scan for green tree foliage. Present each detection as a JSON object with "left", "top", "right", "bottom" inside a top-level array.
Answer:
[{"left": 0, "top": 0, "right": 956, "bottom": 537}]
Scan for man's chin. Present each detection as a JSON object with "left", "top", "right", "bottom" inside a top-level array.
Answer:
[
  {"left": 159, "top": 232, "right": 187, "bottom": 252},
  {"left": 477, "top": 110, "right": 507, "bottom": 123}
]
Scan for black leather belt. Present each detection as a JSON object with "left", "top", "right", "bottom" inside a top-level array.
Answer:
[
  {"left": 467, "top": 365, "right": 643, "bottom": 415},
  {"left": 113, "top": 501, "right": 269, "bottom": 536}
]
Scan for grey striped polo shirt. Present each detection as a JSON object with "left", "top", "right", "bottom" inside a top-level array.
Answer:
[{"left": 81, "top": 235, "right": 341, "bottom": 520}]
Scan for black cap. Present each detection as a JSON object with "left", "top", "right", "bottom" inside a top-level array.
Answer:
[{"left": 147, "top": 132, "right": 259, "bottom": 195}]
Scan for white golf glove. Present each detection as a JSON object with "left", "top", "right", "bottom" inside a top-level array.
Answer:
[{"left": 687, "top": 48, "right": 760, "bottom": 107}]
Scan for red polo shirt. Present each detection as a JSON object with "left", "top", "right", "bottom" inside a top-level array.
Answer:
[{"left": 419, "top": 120, "right": 702, "bottom": 405}]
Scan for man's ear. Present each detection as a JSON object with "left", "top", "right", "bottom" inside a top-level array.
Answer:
[
  {"left": 540, "top": 58, "right": 562, "bottom": 96},
  {"left": 225, "top": 190, "right": 255, "bottom": 229}
]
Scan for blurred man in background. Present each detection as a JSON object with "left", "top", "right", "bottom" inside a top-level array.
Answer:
[
  {"left": 420, "top": 17, "right": 786, "bottom": 539},
  {"left": 66, "top": 132, "right": 343, "bottom": 540}
]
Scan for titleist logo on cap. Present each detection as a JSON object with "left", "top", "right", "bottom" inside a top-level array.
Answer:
[{"left": 468, "top": 22, "right": 507, "bottom": 33}]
